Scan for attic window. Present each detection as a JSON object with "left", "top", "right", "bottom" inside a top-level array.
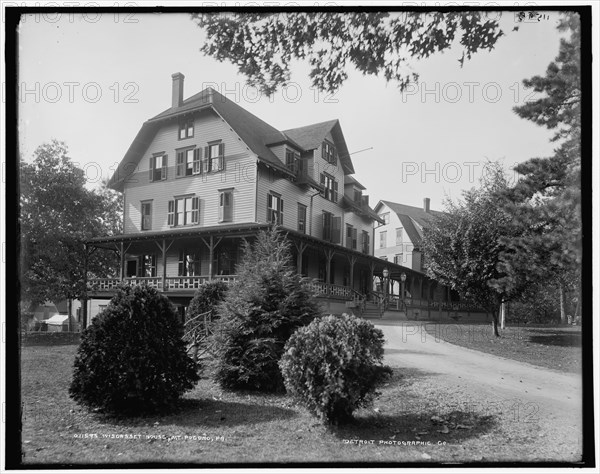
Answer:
[
  {"left": 322, "top": 141, "right": 337, "bottom": 165},
  {"left": 179, "top": 118, "right": 194, "bottom": 140}
]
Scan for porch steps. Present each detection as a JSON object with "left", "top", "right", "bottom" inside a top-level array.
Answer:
[{"left": 359, "top": 303, "right": 408, "bottom": 321}]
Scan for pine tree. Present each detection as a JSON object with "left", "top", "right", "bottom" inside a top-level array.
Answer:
[{"left": 212, "top": 227, "right": 322, "bottom": 392}]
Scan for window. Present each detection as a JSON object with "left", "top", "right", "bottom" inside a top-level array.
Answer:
[
  {"left": 142, "top": 254, "right": 156, "bottom": 277},
  {"left": 322, "top": 211, "right": 341, "bottom": 243},
  {"left": 346, "top": 224, "right": 357, "bottom": 250},
  {"left": 380, "top": 212, "right": 390, "bottom": 224},
  {"left": 393, "top": 254, "right": 403, "bottom": 265},
  {"left": 354, "top": 188, "right": 362, "bottom": 204},
  {"left": 219, "top": 190, "right": 233, "bottom": 222},
  {"left": 149, "top": 154, "right": 167, "bottom": 182},
  {"left": 297, "top": 203, "right": 307, "bottom": 234},
  {"left": 168, "top": 196, "right": 199, "bottom": 226},
  {"left": 286, "top": 149, "right": 302, "bottom": 174},
  {"left": 380, "top": 230, "right": 387, "bottom": 249},
  {"left": 320, "top": 173, "right": 339, "bottom": 202},
  {"left": 396, "top": 228, "right": 404, "bottom": 246},
  {"left": 205, "top": 141, "right": 225, "bottom": 172},
  {"left": 267, "top": 193, "right": 283, "bottom": 225},
  {"left": 179, "top": 118, "right": 194, "bottom": 140},
  {"left": 362, "top": 230, "right": 370, "bottom": 254},
  {"left": 176, "top": 148, "right": 201, "bottom": 177},
  {"left": 322, "top": 141, "right": 337, "bottom": 165},
  {"left": 178, "top": 250, "right": 201, "bottom": 276},
  {"left": 141, "top": 201, "right": 152, "bottom": 230}
]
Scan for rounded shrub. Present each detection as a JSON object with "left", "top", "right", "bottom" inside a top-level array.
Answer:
[
  {"left": 279, "top": 313, "right": 392, "bottom": 424},
  {"left": 69, "top": 284, "right": 200, "bottom": 415}
]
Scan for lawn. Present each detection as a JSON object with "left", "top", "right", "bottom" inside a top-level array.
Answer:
[
  {"left": 20, "top": 342, "right": 582, "bottom": 465},
  {"left": 422, "top": 323, "right": 582, "bottom": 373}
]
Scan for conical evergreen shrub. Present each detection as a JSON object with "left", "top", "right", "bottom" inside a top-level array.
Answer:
[{"left": 212, "top": 227, "right": 322, "bottom": 392}]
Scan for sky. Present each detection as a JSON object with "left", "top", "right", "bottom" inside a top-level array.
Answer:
[{"left": 17, "top": 8, "right": 567, "bottom": 212}]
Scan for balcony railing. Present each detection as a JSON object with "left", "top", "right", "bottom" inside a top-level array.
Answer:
[{"left": 307, "top": 281, "right": 354, "bottom": 300}]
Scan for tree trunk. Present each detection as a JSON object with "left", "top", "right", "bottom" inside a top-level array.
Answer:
[
  {"left": 500, "top": 301, "right": 506, "bottom": 330},
  {"left": 559, "top": 283, "right": 567, "bottom": 324},
  {"left": 68, "top": 299, "right": 72, "bottom": 332},
  {"left": 491, "top": 308, "right": 501, "bottom": 337}
]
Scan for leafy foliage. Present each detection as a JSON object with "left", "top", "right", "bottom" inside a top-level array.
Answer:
[
  {"left": 501, "top": 13, "right": 581, "bottom": 322},
  {"left": 20, "top": 140, "right": 122, "bottom": 306},
  {"left": 422, "top": 163, "right": 525, "bottom": 336},
  {"left": 280, "top": 314, "right": 392, "bottom": 425},
  {"left": 212, "top": 227, "right": 321, "bottom": 392},
  {"left": 191, "top": 12, "right": 504, "bottom": 95},
  {"left": 69, "top": 285, "right": 199, "bottom": 415}
]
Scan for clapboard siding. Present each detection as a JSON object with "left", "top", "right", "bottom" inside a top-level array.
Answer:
[{"left": 123, "top": 110, "right": 257, "bottom": 233}]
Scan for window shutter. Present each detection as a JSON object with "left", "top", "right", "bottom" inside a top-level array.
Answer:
[
  {"left": 219, "top": 193, "right": 224, "bottom": 222},
  {"left": 193, "top": 148, "right": 201, "bottom": 174},
  {"left": 322, "top": 143, "right": 326, "bottom": 159},
  {"left": 161, "top": 155, "right": 168, "bottom": 180},
  {"left": 204, "top": 146, "right": 210, "bottom": 166},
  {"left": 176, "top": 152, "right": 184, "bottom": 177},
  {"left": 202, "top": 158, "right": 209, "bottom": 174},
  {"left": 178, "top": 249, "right": 184, "bottom": 276},
  {"left": 320, "top": 173, "right": 325, "bottom": 195},
  {"left": 218, "top": 143, "right": 224, "bottom": 157},
  {"left": 332, "top": 216, "right": 341, "bottom": 244},
  {"left": 333, "top": 148, "right": 338, "bottom": 166},
  {"left": 333, "top": 180, "right": 339, "bottom": 202},
  {"left": 279, "top": 199, "right": 283, "bottom": 225},
  {"left": 191, "top": 197, "right": 199, "bottom": 224},
  {"left": 352, "top": 228, "right": 358, "bottom": 249},
  {"left": 149, "top": 157, "right": 154, "bottom": 182},
  {"left": 267, "top": 194, "right": 272, "bottom": 223},
  {"left": 168, "top": 200, "right": 175, "bottom": 226}
]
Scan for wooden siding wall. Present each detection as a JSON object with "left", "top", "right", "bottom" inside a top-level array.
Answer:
[{"left": 123, "top": 110, "right": 257, "bottom": 234}]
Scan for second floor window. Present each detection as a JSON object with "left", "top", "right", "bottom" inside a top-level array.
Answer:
[
  {"left": 168, "top": 196, "right": 199, "bottom": 227},
  {"left": 297, "top": 203, "right": 307, "bottom": 234},
  {"left": 394, "top": 254, "right": 403, "bottom": 265},
  {"left": 179, "top": 118, "right": 194, "bottom": 140},
  {"left": 219, "top": 190, "right": 233, "bottom": 223},
  {"left": 176, "top": 148, "right": 201, "bottom": 177},
  {"left": 149, "top": 154, "right": 167, "bottom": 182},
  {"left": 320, "top": 173, "right": 339, "bottom": 202},
  {"left": 346, "top": 224, "right": 357, "bottom": 250},
  {"left": 362, "top": 230, "right": 370, "bottom": 254},
  {"left": 205, "top": 142, "right": 225, "bottom": 172},
  {"left": 396, "top": 228, "right": 404, "bottom": 246},
  {"left": 322, "top": 211, "right": 341, "bottom": 243},
  {"left": 380, "top": 230, "right": 387, "bottom": 249},
  {"left": 267, "top": 193, "right": 283, "bottom": 225},
  {"left": 141, "top": 201, "right": 152, "bottom": 230}
]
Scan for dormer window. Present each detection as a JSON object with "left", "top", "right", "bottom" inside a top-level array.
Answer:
[
  {"left": 179, "top": 118, "right": 194, "bottom": 140},
  {"left": 322, "top": 141, "right": 337, "bottom": 165},
  {"left": 285, "top": 149, "right": 302, "bottom": 174},
  {"left": 354, "top": 188, "right": 362, "bottom": 204}
]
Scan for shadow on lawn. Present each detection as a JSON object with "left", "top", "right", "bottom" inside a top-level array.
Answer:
[
  {"left": 332, "top": 410, "right": 496, "bottom": 445},
  {"left": 528, "top": 333, "right": 582, "bottom": 348},
  {"left": 94, "top": 397, "right": 297, "bottom": 429}
]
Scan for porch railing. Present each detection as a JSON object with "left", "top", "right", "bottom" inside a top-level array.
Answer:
[
  {"left": 307, "top": 281, "right": 354, "bottom": 300},
  {"left": 88, "top": 275, "right": 238, "bottom": 292}
]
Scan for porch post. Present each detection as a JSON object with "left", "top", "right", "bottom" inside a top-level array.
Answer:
[
  {"left": 119, "top": 241, "right": 125, "bottom": 281},
  {"left": 324, "top": 249, "right": 334, "bottom": 291},
  {"left": 348, "top": 255, "right": 357, "bottom": 290},
  {"left": 161, "top": 239, "right": 167, "bottom": 291},
  {"left": 294, "top": 241, "right": 308, "bottom": 275},
  {"left": 208, "top": 236, "right": 214, "bottom": 280},
  {"left": 368, "top": 261, "right": 375, "bottom": 298}
]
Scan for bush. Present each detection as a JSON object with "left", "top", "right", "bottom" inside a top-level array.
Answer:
[
  {"left": 212, "top": 228, "right": 321, "bottom": 392},
  {"left": 69, "top": 284, "right": 200, "bottom": 415},
  {"left": 280, "top": 313, "right": 392, "bottom": 425},
  {"left": 184, "top": 280, "right": 228, "bottom": 360}
]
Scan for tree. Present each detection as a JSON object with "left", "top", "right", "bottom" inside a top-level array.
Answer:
[
  {"left": 191, "top": 12, "right": 504, "bottom": 95},
  {"left": 20, "top": 140, "right": 122, "bottom": 312},
  {"left": 212, "top": 227, "right": 322, "bottom": 392},
  {"left": 422, "top": 164, "right": 526, "bottom": 337},
  {"left": 501, "top": 13, "right": 581, "bottom": 323}
]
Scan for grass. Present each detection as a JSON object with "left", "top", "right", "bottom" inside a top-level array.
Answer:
[
  {"left": 422, "top": 323, "right": 582, "bottom": 373},
  {"left": 20, "top": 343, "right": 582, "bottom": 465}
]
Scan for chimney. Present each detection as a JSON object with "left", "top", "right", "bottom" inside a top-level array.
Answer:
[
  {"left": 423, "top": 197, "right": 431, "bottom": 213},
  {"left": 171, "top": 72, "right": 184, "bottom": 108}
]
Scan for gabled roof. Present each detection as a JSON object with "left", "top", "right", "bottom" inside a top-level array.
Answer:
[
  {"left": 109, "top": 87, "right": 357, "bottom": 191},
  {"left": 344, "top": 175, "right": 366, "bottom": 190},
  {"left": 377, "top": 200, "right": 444, "bottom": 247},
  {"left": 283, "top": 120, "right": 355, "bottom": 175}
]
